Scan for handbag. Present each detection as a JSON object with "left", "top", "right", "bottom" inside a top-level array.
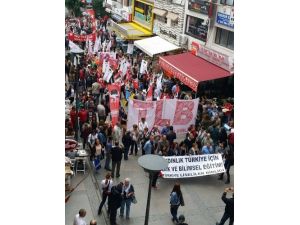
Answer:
[{"left": 131, "top": 195, "right": 137, "bottom": 204}]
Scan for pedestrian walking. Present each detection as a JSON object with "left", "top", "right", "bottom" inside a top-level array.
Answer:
[
  {"left": 120, "top": 178, "right": 135, "bottom": 219},
  {"left": 178, "top": 214, "right": 188, "bottom": 225},
  {"left": 122, "top": 131, "right": 132, "bottom": 160},
  {"left": 130, "top": 124, "right": 139, "bottom": 155},
  {"left": 108, "top": 183, "right": 123, "bottom": 225},
  {"left": 111, "top": 141, "right": 122, "bottom": 178},
  {"left": 98, "top": 172, "right": 113, "bottom": 215},
  {"left": 143, "top": 135, "right": 154, "bottom": 155},
  {"left": 104, "top": 137, "right": 112, "bottom": 171},
  {"left": 169, "top": 183, "right": 185, "bottom": 223},
  {"left": 216, "top": 187, "right": 234, "bottom": 225},
  {"left": 88, "top": 130, "right": 98, "bottom": 160},
  {"left": 218, "top": 147, "right": 234, "bottom": 184},
  {"left": 73, "top": 208, "right": 87, "bottom": 225}
]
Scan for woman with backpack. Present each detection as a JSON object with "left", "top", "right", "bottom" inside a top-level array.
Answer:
[
  {"left": 98, "top": 173, "right": 113, "bottom": 215},
  {"left": 170, "top": 182, "right": 185, "bottom": 223}
]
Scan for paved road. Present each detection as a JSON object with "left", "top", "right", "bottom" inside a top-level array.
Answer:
[{"left": 65, "top": 150, "right": 234, "bottom": 225}]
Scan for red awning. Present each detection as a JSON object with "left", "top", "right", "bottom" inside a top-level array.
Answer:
[{"left": 159, "top": 52, "right": 232, "bottom": 91}]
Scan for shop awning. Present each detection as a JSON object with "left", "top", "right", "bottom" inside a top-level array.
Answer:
[
  {"left": 111, "top": 14, "right": 123, "bottom": 23},
  {"left": 134, "top": 36, "right": 180, "bottom": 57},
  {"left": 111, "top": 20, "right": 152, "bottom": 40},
  {"left": 166, "top": 12, "right": 179, "bottom": 21},
  {"left": 159, "top": 52, "right": 232, "bottom": 91},
  {"left": 153, "top": 8, "right": 167, "bottom": 17}
]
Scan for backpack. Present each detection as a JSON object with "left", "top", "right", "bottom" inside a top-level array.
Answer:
[{"left": 170, "top": 192, "right": 180, "bottom": 205}]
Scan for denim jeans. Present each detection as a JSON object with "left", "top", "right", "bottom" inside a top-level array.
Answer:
[
  {"left": 124, "top": 146, "right": 129, "bottom": 160},
  {"left": 104, "top": 152, "right": 111, "bottom": 169},
  {"left": 170, "top": 205, "right": 179, "bottom": 223},
  {"left": 120, "top": 198, "right": 132, "bottom": 218}
]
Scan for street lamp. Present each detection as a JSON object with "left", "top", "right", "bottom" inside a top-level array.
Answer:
[{"left": 138, "top": 155, "right": 168, "bottom": 225}]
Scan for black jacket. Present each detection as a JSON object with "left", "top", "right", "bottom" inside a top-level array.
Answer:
[
  {"left": 111, "top": 146, "right": 123, "bottom": 162},
  {"left": 108, "top": 186, "right": 122, "bottom": 210},
  {"left": 222, "top": 192, "right": 234, "bottom": 216},
  {"left": 122, "top": 133, "right": 132, "bottom": 148}
]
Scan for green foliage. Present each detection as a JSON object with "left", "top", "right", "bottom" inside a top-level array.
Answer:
[
  {"left": 92, "top": 0, "right": 106, "bottom": 17},
  {"left": 65, "top": 0, "right": 84, "bottom": 17}
]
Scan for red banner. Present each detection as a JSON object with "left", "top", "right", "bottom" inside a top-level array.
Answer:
[
  {"left": 108, "top": 83, "right": 121, "bottom": 127},
  {"left": 146, "top": 83, "right": 153, "bottom": 101},
  {"left": 68, "top": 32, "right": 96, "bottom": 42}
]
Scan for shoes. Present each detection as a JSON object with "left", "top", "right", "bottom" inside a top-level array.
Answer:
[{"left": 129, "top": 153, "right": 133, "bottom": 155}]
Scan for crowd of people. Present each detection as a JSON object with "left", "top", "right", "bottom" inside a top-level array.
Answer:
[{"left": 66, "top": 8, "right": 234, "bottom": 225}]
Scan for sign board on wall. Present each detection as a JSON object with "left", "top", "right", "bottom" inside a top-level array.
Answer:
[
  {"left": 191, "top": 42, "right": 234, "bottom": 72},
  {"left": 216, "top": 5, "right": 234, "bottom": 29},
  {"left": 127, "top": 99, "right": 199, "bottom": 134},
  {"left": 161, "top": 154, "right": 225, "bottom": 178}
]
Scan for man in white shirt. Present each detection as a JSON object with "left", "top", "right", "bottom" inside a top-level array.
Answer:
[
  {"left": 73, "top": 209, "right": 87, "bottom": 225},
  {"left": 138, "top": 118, "right": 148, "bottom": 132},
  {"left": 112, "top": 122, "right": 122, "bottom": 146}
]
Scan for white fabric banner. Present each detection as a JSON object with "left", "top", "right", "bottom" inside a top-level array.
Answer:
[
  {"left": 69, "top": 41, "right": 84, "bottom": 53},
  {"left": 127, "top": 44, "right": 134, "bottom": 54},
  {"left": 127, "top": 98, "right": 199, "bottom": 134},
  {"left": 161, "top": 154, "right": 225, "bottom": 178},
  {"left": 103, "top": 66, "right": 114, "bottom": 83}
]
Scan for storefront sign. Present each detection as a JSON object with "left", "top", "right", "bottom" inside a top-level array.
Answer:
[
  {"left": 127, "top": 98, "right": 199, "bottom": 134},
  {"left": 160, "top": 28, "right": 177, "bottom": 40},
  {"left": 161, "top": 154, "right": 225, "bottom": 178},
  {"left": 188, "top": 0, "right": 211, "bottom": 15},
  {"left": 192, "top": 42, "right": 233, "bottom": 72},
  {"left": 216, "top": 6, "right": 234, "bottom": 29}
]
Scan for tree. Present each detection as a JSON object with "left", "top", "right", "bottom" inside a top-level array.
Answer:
[
  {"left": 65, "top": 0, "right": 84, "bottom": 17},
  {"left": 92, "top": 0, "right": 106, "bottom": 18}
]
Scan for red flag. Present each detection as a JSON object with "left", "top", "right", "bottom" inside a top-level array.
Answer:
[
  {"left": 133, "top": 79, "right": 139, "bottom": 90},
  {"left": 107, "top": 84, "right": 121, "bottom": 127},
  {"left": 146, "top": 83, "right": 153, "bottom": 101}
]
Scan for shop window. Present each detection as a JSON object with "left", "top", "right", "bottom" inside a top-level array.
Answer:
[
  {"left": 215, "top": 27, "right": 234, "bottom": 50},
  {"left": 185, "top": 15, "right": 208, "bottom": 42},
  {"left": 155, "top": 15, "right": 167, "bottom": 24},
  {"left": 220, "top": 0, "right": 234, "bottom": 6}
]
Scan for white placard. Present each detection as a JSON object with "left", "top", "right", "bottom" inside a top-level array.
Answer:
[
  {"left": 127, "top": 44, "right": 134, "bottom": 54},
  {"left": 161, "top": 154, "right": 225, "bottom": 178},
  {"left": 139, "top": 59, "right": 148, "bottom": 74}
]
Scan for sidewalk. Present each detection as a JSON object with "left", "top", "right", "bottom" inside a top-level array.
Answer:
[{"left": 65, "top": 161, "right": 109, "bottom": 225}]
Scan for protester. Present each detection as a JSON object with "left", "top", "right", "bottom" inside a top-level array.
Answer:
[
  {"left": 216, "top": 187, "right": 234, "bottom": 225},
  {"left": 218, "top": 147, "right": 234, "bottom": 184},
  {"left": 143, "top": 135, "right": 154, "bottom": 155},
  {"left": 111, "top": 141, "right": 122, "bottom": 178},
  {"left": 108, "top": 183, "right": 123, "bottom": 225},
  {"left": 98, "top": 172, "right": 113, "bottom": 215},
  {"left": 122, "top": 131, "right": 132, "bottom": 160},
  {"left": 120, "top": 178, "right": 135, "bottom": 219},
  {"left": 104, "top": 137, "right": 112, "bottom": 171},
  {"left": 130, "top": 124, "right": 139, "bottom": 156}
]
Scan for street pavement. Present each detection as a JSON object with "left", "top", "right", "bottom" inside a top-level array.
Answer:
[{"left": 66, "top": 150, "right": 234, "bottom": 225}]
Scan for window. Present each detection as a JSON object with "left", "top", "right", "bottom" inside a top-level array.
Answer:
[
  {"left": 220, "top": 0, "right": 234, "bottom": 6},
  {"left": 185, "top": 15, "right": 208, "bottom": 42},
  {"left": 171, "top": 20, "right": 178, "bottom": 26},
  {"left": 188, "top": 0, "right": 210, "bottom": 15},
  {"left": 215, "top": 27, "right": 234, "bottom": 50},
  {"left": 155, "top": 15, "right": 167, "bottom": 24}
]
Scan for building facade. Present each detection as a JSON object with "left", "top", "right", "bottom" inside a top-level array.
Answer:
[
  {"left": 105, "top": 0, "right": 133, "bottom": 22},
  {"left": 183, "top": 0, "right": 234, "bottom": 72},
  {"left": 152, "top": 0, "right": 186, "bottom": 46}
]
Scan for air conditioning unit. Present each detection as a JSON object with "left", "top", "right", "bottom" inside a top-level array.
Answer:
[{"left": 178, "top": 34, "right": 188, "bottom": 46}]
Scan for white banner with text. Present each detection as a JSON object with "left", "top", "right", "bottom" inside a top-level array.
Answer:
[{"left": 161, "top": 154, "right": 225, "bottom": 178}]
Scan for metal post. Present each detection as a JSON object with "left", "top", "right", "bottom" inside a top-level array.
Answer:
[{"left": 144, "top": 172, "right": 153, "bottom": 225}]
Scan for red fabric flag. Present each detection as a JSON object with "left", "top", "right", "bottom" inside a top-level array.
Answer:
[
  {"left": 107, "top": 84, "right": 121, "bottom": 127},
  {"left": 146, "top": 83, "right": 153, "bottom": 101}
]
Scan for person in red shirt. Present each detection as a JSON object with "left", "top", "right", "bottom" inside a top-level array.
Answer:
[
  {"left": 70, "top": 106, "right": 77, "bottom": 128},
  {"left": 78, "top": 107, "right": 88, "bottom": 132}
]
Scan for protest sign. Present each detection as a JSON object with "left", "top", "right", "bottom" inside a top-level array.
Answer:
[
  {"left": 161, "top": 154, "right": 225, "bottom": 178},
  {"left": 108, "top": 83, "right": 121, "bottom": 127},
  {"left": 127, "top": 44, "right": 134, "bottom": 54},
  {"left": 139, "top": 60, "right": 148, "bottom": 74}
]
